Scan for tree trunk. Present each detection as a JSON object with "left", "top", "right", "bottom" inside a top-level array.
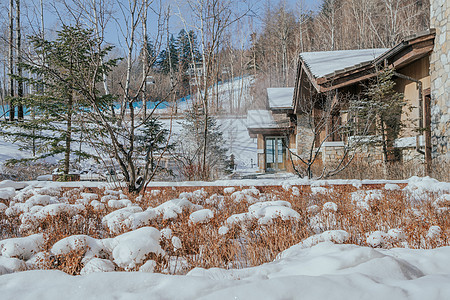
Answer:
[
  {"left": 64, "top": 93, "right": 73, "bottom": 175},
  {"left": 16, "top": 0, "right": 23, "bottom": 121},
  {"left": 8, "top": 0, "right": 14, "bottom": 122}
]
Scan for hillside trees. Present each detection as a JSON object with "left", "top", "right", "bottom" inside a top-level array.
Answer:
[{"left": 250, "top": 0, "right": 430, "bottom": 94}]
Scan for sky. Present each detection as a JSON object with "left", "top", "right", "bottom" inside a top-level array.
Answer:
[{"left": 0, "top": 0, "right": 322, "bottom": 55}]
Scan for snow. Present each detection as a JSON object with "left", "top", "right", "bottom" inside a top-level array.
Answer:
[
  {"left": 110, "top": 227, "right": 164, "bottom": 270},
  {"left": 246, "top": 109, "right": 279, "bottom": 129},
  {"left": 153, "top": 198, "right": 202, "bottom": 220},
  {"left": 0, "top": 234, "right": 44, "bottom": 260},
  {"left": 394, "top": 136, "right": 425, "bottom": 148},
  {"left": 388, "top": 228, "right": 407, "bottom": 241},
  {"left": 160, "top": 228, "right": 173, "bottom": 239},
  {"left": 322, "top": 202, "right": 338, "bottom": 213},
  {"left": 0, "top": 179, "right": 450, "bottom": 298},
  {"left": 218, "top": 226, "right": 229, "bottom": 235},
  {"left": 139, "top": 260, "right": 156, "bottom": 273},
  {"left": 0, "top": 187, "right": 16, "bottom": 200},
  {"left": 366, "top": 231, "right": 390, "bottom": 247},
  {"left": 80, "top": 258, "right": 115, "bottom": 275},
  {"left": 227, "top": 200, "right": 300, "bottom": 225},
  {"left": 0, "top": 180, "right": 28, "bottom": 190},
  {"left": 267, "top": 87, "right": 294, "bottom": 109},
  {"left": 0, "top": 241, "right": 449, "bottom": 299},
  {"left": 300, "top": 48, "right": 389, "bottom": 78},
  {"left": 385, "top": 183, "right": 401, "bottom": 190},
  {"left": 102, "top": 206, "right": 144, "bottom": 234},
  {"left": 223, "top": 187, "right": 235, "bottom": 194},
  {"left": 189, "top": 209, "right": 214, "bottom": 224},
  {"left": 51, "top": 235, "right": 104, "bottom": 258},
  {"left": 0, "top": 256, "right": 27, "bottom": 274},
  {"left": 426, "top": 226, "right": 442, "bottom": 240},
  {"left": 404, "top": 176, "right": 450, "bottom": 194},
  {"left": 171, "top": 236, "right": 182, "bottom": 251}
]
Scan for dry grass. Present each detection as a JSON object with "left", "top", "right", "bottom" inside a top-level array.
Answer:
[
  {"left": 333, "top": 157, "right": 450, "bottom": 182},
  {"left": 1, "top": 184, "right": 449, "bottom": 275}
]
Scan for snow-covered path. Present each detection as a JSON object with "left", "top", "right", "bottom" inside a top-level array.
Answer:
[{"left": 1, "top": 242, "right": 449, "bottom": 300}]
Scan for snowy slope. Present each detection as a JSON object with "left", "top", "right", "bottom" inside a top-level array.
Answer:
[{"left": 0, "top": 116, "right": 257, "bottom": 171}]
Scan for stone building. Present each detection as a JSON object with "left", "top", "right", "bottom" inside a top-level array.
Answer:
[
  {"left": 430, "top": 0, "right": 449, "bottom": 157},
  {"left": 247, "top": 31, "right": 439, "bottom": 174}
]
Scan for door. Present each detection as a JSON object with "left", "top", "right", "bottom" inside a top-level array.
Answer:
[{"left": 265, "top": 137, "right": 286, "bottom": 172}]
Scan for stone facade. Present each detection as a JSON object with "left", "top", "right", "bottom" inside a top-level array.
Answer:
[
  {"left": 322, "top": 142, "right": 345, "bottom": 165},
  {"left": 430, "top": 0, "right": 450, "bottom": 157},
  {"left": 296, "top": 115, "right": 315, "bottom": 160}
]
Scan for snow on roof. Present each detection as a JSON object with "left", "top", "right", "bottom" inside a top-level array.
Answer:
[
  {"left": 300, "top": 48, "right": 389, "bottom": 78},
  {"left": 246, "top": 110, "right": 278, "bottom": 129},
  {"left": 267, "top": 87, "right": 294, "bottom": 109},
  {"left": 394, "top": 136, "right": 424, "bottom": 148}
]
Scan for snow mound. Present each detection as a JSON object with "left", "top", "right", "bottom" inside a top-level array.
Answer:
[
  {"left": 80, "top": 258, "right": 115, "bottom": 275},
  {"left": 279, "top": 230, "right": 350, "bottom": 258},
  {"left": 385, "top": 183, "right": 401, "bottom": 190},
  {"left": 102, "top": 206, "right": 143, "bottom": 234},
  {"left": 227, "top": 200, "right": 299, "bottom": 225},
  {"left": 0, "top": 256, "right": 27, "bottom": 274},
  {"left": 366, "top": 231, "right": 390, "bottom": 247},
  {"left": 404, "top": 176, "right": 450, "bottom": 197},
  {"left": 153, "top": 198, "right": 202, "bottom": 220},
  {"left": 322, "top": 202, "right": 338, "bottom": 213},
  {"left": 223, "top": 187, "right": 235, "bottom": 194},
  {"left": 0, "top": 187, "right": 16, "bottom": 200},
  {"left": 51, "top": 235, "right": 105, "bottom": 258},
  {"left": 0, "top": 180, "right": 28, "bottom": 190},
  {"left": 0, "top": 234, "right": 44, "bottom": 260},
  {"left": 189, "top": 209, "right": 214, "bottom": 224},
  {"left": 111, "top": 227, "right": 164, "bottom": 270}
]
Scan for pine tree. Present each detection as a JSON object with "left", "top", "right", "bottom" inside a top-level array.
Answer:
[
  {"left": 1, "top": 26, "right": 117, "bottom": 175},
  {"left": 136, "top": 117, "right": 173, "bottom": 180},
  {"left": 177, "top": 29, "right": 201, "bottom": 73},
  {"left": 351, "top": 67, "right": 406, "bottom": 162},
  {"left": 157, "top": 34, "right": 179, "bottom": 74},
  {"left": 174, "top": 103, "right": 229, "bottom": 180}
]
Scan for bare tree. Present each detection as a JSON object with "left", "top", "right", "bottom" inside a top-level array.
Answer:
[
  {"left": 8, "top": 0, "right": 14, "bottom": 121},
  {"left": 287, "top": 90, "right": 377, "bottom": 179},
  {"left": 176, "top": 0, "right": 250, "bottom": 180},
  {"left": 15, "top": 0, "right": 23, "bottom": 120}
]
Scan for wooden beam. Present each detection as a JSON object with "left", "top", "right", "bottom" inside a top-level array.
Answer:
[{"left": 391, "top": 46, "right": 434, "bottom": 69}]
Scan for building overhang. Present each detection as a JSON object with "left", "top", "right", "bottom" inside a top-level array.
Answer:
[{"left": 293, "top": 30, "right": 436, "bottom": 114}]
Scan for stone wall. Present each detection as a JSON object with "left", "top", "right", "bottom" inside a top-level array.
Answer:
[
  {"left": 322, "top": 142, "right": 345, "bottom": 165},
  {"left": 430, "top": 0, "right": 450, "bottom": 157},
  {"left": 296, "top": 115, "right": 315, "bottom": 160}
]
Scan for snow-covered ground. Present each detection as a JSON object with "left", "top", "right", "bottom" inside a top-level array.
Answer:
[
  {"left": 0, "top": 76, "right": 257, "bottom": 178},
  {"left": 0, "top": 116, "right": 257, "bottom": 176},
  {"left": 0, "top": 177, "right": 449, "bottom": 299},
  {"left": 1, "top": 242, "right": 449, "bottom": 300}
]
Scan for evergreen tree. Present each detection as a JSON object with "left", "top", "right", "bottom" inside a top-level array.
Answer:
[
  {"left": 173, "top": 103, "right": 229, "bottom": 180},
  {"left": 140, "top": 38, "right": 157, "bottom": 69},
  {"left": 351, "top": 68, "right": 406, "bottom": 162},
  {"left": 157, "top": 34, "right": 179, "bottom": 74},
  {"left": 177, "top": 29, "right": 201, "bottom": 73},
  {"left": 1, "top": 26, "right": 117, "bottom": 175},
  {"left": 176, "top": 29, "right": 201, "bottom": 96},
  {"left": 136, "top": 117, "right": 173, "bottom": 180}
]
